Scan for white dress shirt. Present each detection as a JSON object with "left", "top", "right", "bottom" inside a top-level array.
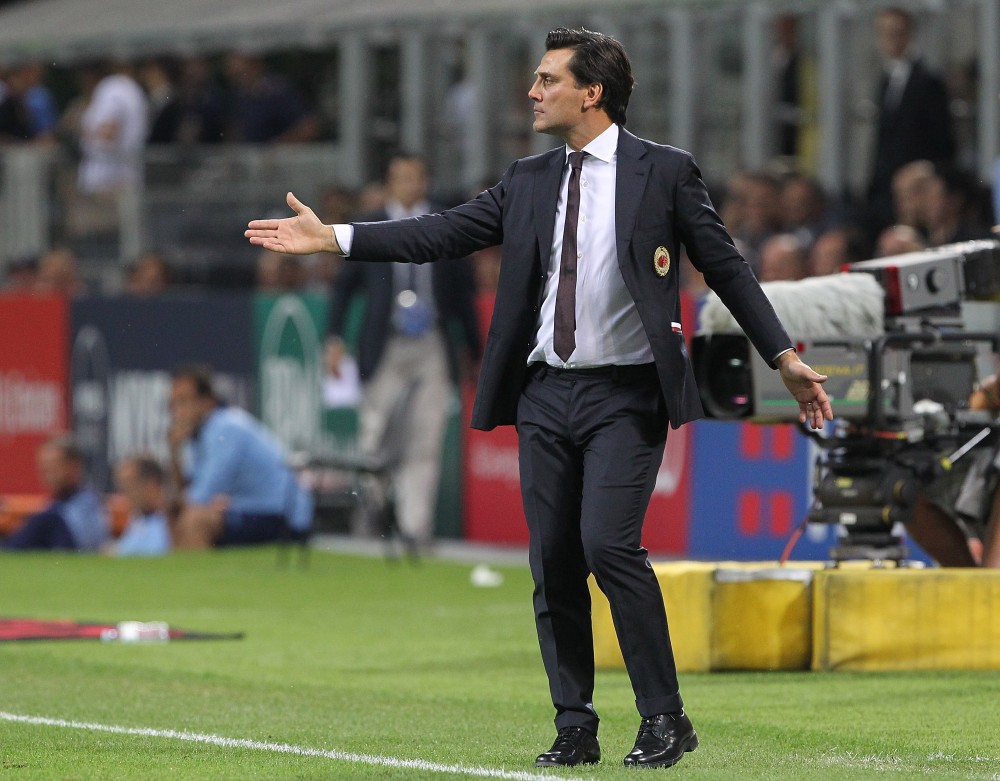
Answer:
[
  {"left": 882, "top": 58, "right": 913, "bottom": 111},
  {"left": 528, "top": 124, "right": 653, "bottom": 368}
]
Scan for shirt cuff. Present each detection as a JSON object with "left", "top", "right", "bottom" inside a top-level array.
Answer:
[
  {"left": 772, "top": 347, "right": 794, "bottom": 363},
  {"left": 333, "top": 224, "right": 354, "bottom": 256}
]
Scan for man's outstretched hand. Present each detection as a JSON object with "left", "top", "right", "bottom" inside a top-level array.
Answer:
[
  {"left": 245, "top": 192, "right": 341, "bottom": 255},
  {"left": 777, "top": 351, "right": 834, "bottom": 430}
]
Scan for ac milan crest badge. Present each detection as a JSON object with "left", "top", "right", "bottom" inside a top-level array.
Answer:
[{"left": 654, "top": 246, "right": 670, "bottom": 277}]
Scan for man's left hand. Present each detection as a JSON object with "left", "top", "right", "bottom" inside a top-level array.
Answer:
[{"left": 777, "top": 351, "right": 834, "bottom": 430}]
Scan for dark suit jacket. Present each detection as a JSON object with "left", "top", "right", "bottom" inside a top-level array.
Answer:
[
  {"left": 350, "top": 129, "right": 792, "bottom": 431},
  {"left": 328, "top": 206, "right": 482, "bottom": 383},
  {"left": 869, "top": 58, "right": 956, "bottom": 200}
]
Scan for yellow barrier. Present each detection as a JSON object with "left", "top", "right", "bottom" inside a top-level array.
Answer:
[
  {"left": 711, "top": 567, "right": 815, "bottom": 671},
  {"left": 590, "top": 563, "right": 715, "bottom": 672},
  {"left": 592, "top": 562, "right": 1000, "bottom": 673},
  {"left": 812, "top": 567, "right": 1000, "bottom": 671}
]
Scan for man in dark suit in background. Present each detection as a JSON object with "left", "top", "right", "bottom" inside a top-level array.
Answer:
[
  {"left": 248, "top": 27, "right": 832, "bottom": 770},
  {"left": 866, "top": 6, "right": 956, "bottom": 236},
  {"left": 326, "top": 153, "right": 481, "bottom": 549}
]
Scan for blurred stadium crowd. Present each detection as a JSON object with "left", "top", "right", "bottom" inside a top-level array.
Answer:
[{"left": 0, "top": 6, "right": 996, "bottom": 302}]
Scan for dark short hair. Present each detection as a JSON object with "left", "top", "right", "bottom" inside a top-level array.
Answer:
[
  {"left": 170, "top": 363, "right": 217, "bottom": 401},
  {"left": 878, "top": 7, "right": 915, "bottom": 31},
  {"left": 43, "top": 434, "right": 85, "bottom": 464},
  {"left": 131, "top": 454, "right": 166, "bottom": 484},
  {"left": 383, "top": 151, "right": 427, "bottom": 180},
  {"left": 545, "top": 27, "right": 635, "bottom": 126}
]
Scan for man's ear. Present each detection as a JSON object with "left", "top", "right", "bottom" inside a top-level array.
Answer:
[{"left": 582, "top": 82, "right": 604, "bottom": 111}]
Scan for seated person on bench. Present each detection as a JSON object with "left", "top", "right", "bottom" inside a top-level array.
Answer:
[
  {"left": 168, "top": 364, "right": 313, "bottom": 549},
  {"left": 3, "top": 435, "right": 109, "bottom": 552}
]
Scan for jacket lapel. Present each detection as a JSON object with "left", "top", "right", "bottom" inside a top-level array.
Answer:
[
  {"left": 534, "top": 148, "right": 565, "bottom": 262},
  {"left": 615, "top": 128, "right": 650, "bottom": 267}
]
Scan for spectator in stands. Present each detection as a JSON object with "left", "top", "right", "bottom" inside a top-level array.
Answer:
[
  {"left": 20, "top": 61, "right": 58, "bottom": 141},
  {"left": 255, "top": 248, "right": 307, "bottom": 292},
  {"left": 772, "top": 14, "right": 804, "bottom": 161},
  {"left": 3, "top": 435, "right": 109, "bottom": 552},
  {"left": 866, "top": 7, "right": 955, "bottom": 236},
  {"left": 757, "top": 233, "right": 808, "bottom": 282},
  {"left": 167, "top": 364, "right": 313, "bottom": 549},
  {"left": 876, "top": 224, "right": 926, "bottom": 257},
  {"left": 124, "top": 251, "right": 173, "bottom": 295},
  {"left": 779, "top": 173, "right": 830, "bottom": 252},
  {"left": 807, "top": 225, "right": 871, "bottom": 276},
  {"left": 1, "top": 256, "right": 38, "bottom": 293},
  {"left": 34, "top": 246, "right": 86, "bottom": 297},
  {"left": 0, "top": 62, "right": 36, "bottom": 142},
  {"left": 728, "top": 170, "right": 783, "bottom": 276},
  {"left": 103, "top": 455, "right": 171, "bottom": 557},
  {"left": 176, "top": 55, "right": 226, "bottom": 144},
  {"left": 139, "top": 56, "right": 183, "bottom": 144},
  {"left": 719, "top": 170, "right": 752, "bottom": 239},
  {"left": 921, "top": 163, "right": 994, "bottom": 247},
  {"left": 76, "top": 60, "right": 148, "bottom": 194},
  {"left": 223, "top": 52, "right": 319, "bottom": 143},
  {"left": 891, "top": 159, "right": 935, "bottom": 234},
  {"left": 356, "top": 181, "right": 386, "bottom": 215}
]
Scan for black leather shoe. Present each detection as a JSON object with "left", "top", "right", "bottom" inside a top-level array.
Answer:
[
  {"left": 534, "top": 726, "right": 601, "bottom": 767},
  {"left": 623, "top": 710, "right": 698, "bottom": 768}
]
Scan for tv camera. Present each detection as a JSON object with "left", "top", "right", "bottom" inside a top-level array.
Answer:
[{"left": 692, "top": 239, "right": 1000, "bottom": 564}]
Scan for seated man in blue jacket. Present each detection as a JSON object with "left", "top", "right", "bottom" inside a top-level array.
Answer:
[
  {"left": 103, "top": 454, "right": 171, "bottom": 557},
  {"left": 168, "top": 364, "right": 313, "bottom": 549},
  {"left": 4, "top": 435, "right": 109, "bottom": 551}
]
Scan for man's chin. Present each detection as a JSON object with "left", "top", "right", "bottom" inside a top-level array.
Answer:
[{"left": 532, "top": 119, "right": 554, "bottom": 135}]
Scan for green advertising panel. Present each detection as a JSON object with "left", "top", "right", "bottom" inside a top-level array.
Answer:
[{"left": 254, "top": 292, "right": 328, "bottom": 453}]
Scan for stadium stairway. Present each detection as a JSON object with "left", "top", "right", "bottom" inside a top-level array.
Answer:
[{"left": 591, "top": 562, "right": 1000, "bottom": 672}]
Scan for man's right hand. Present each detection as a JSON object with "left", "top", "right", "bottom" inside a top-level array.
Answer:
[
  {"left": 167, "top": 419, "right": 192, "bottom": 452},
  {"left": 324, "top": 338, "right": 347, "bottom": 377},
  {"left": 245, "top": 192, "right": 341, "bottom": 255}
]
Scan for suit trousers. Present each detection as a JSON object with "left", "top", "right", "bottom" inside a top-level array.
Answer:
[
  {"left": 358, "top": 329, "right": 450, "bottom": 544},
  {"left": 516, "top": 363, "right": 683, "bottom": 733}
]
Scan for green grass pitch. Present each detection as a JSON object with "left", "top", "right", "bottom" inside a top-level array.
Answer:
[{"left": 1, "top": 547, "right": 998, "bottom": 779}]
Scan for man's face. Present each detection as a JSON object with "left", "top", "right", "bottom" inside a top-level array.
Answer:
[
  {"left": 169, "top": 377, "right": 211, "bottom": 437},
  {"left": 875, "top": 11, "right": 911, "bottom": 60},
  {"left": 528, "top": 48, "right": 590, "bottom": 138},
  {"left": 37, "top": 445, "right": 76, "bottom": 494},
  {"left": 386, "top": 159, "right": 428, "bottom": 209},
  {"left": 892, "top": 167, "right": 932, "bottom": 226},
  {"left": 115, "top": 460, "right": 143, "bottom": 509}
]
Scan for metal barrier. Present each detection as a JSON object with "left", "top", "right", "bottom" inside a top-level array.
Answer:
[{"left": 0, "top": 143, "right": 343, "bottom": 290}]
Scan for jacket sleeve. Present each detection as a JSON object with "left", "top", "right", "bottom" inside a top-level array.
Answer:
[
  {"left": 673, "top": 153, "right": 792, "bottom": 366},
  {"left": 351, "top": 174, "right": 508, "bottom": 263}
]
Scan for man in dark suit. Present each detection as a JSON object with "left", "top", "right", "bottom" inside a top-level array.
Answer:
[
  {"left": 326, "top": 153, "right": 482, "bottom": 548},
  {"left": 866, "top": 7, "right": 956, "bottom": 235},
  {"left": 248, "top": 27, "right": 832, "bottom": 769}
]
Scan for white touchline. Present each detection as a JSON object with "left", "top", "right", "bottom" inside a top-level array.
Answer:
[{"left": 0, "top": 711, "right": 584, "bottom": 781}]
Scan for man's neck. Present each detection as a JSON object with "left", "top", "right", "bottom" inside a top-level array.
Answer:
[{"left": 562, "top": 117, "right": 615, "bottom": 152}]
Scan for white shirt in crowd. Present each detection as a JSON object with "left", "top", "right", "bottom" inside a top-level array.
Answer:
[{"left": 78, "top": 73, "right": 148, "bottom": 193}]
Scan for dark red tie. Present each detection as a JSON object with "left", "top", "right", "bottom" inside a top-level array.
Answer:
[{"left": 554, "top": 151, "right": 585, "bottom": 362}]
